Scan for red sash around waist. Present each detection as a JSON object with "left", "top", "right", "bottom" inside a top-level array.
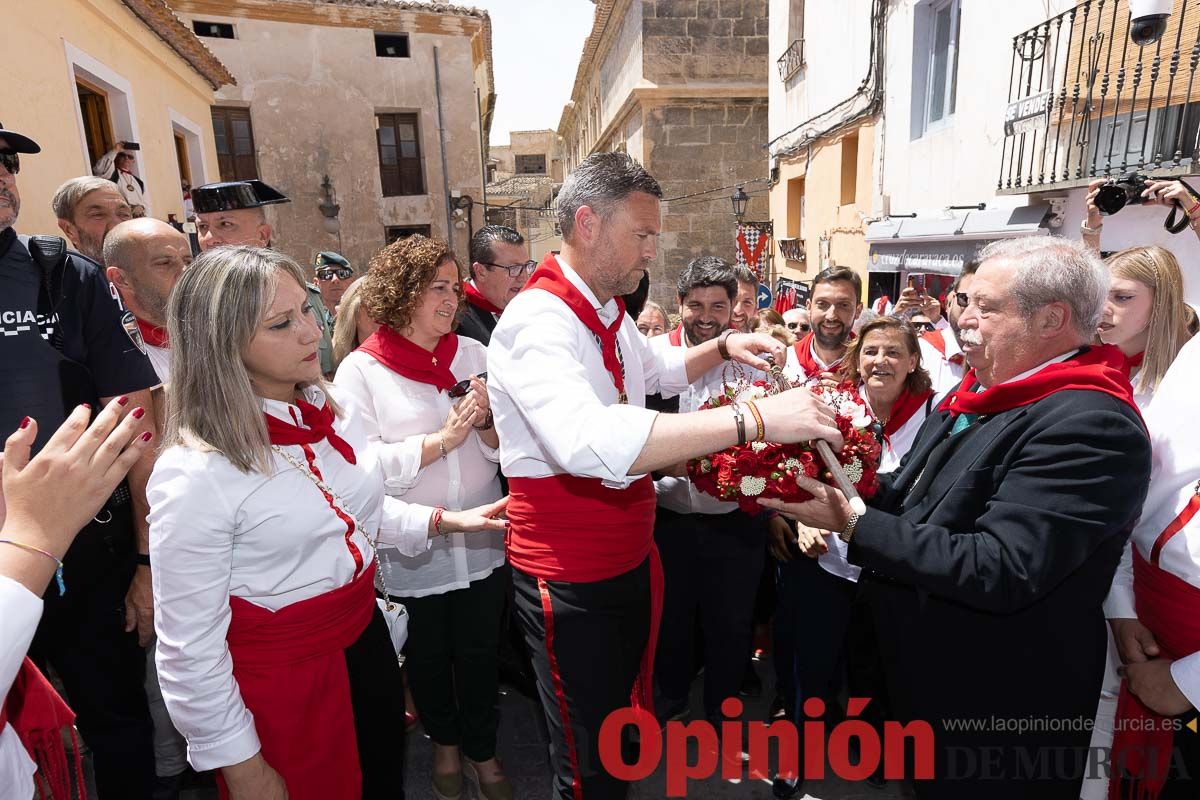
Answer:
[
  {"left": 506, "top": 474, "right": 662, "bottom": 711},
  {"left": 219, "top": 564, "right": 377, "bottom": 800},
  {"left": 1110, "top": 550, "right": 1200, "bottom": 799},
  {"left": 0, "top": 658, "right": 83, "bottom": 800}
]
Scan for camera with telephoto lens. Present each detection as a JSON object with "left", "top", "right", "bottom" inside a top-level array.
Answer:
[{"left": 1093, "top": 172, "right": 1154, "bottom": 216}]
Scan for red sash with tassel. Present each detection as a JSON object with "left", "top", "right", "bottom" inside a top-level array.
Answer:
[
  {"left": 217, "top": 564, "right": 377, "bottom": 800},
  {"left": 0, "top": 659, "right": 86, "bottom": 800}
]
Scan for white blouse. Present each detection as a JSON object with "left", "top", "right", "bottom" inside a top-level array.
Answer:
[
  {"left": 917, "top": 330, "right": 966, "bottom": 404},
  {"left": 334, "top": 337, "right": 505, "bottom": 598},
  {"left": 487, "top": 257, "right": 689, "bottom": 489},
  {"left": 147, "top": 386, "right": 434, "bottom": 772},
  {"left": 0, "top": 577, "right": 39, "bottom": 800}
]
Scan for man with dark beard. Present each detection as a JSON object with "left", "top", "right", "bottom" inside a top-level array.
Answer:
[
  {"left": 730, "top": 264, "right": 759, "bottom": 333},
  {"left": 650, "top": 257, "right": 771, "bottom": 725},
  {"left": 52, "top": 176, "right": 133, "bottom": 264},
  {"left": 785, "top": 266, "right": 863, "bottom": 381},
  {"left": 104, "top": 218, "right": 193, "bottom": 382}
]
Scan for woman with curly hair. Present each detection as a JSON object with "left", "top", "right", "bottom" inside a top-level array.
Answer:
[{"left": 334, "top": 236, "right": 510, "bottom": 800}]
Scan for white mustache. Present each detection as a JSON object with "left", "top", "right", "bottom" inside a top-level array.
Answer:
[{"left": 959, "top": 330, "right": 984, "bottom": 346}]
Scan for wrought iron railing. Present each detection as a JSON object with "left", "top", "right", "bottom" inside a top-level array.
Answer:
[
  {"left": 778, "top": 237, "right": 806, "bottom": 262},
  {"left": 999, "top": 0, "right": 1200, "bottom": 194},
  {"left": 777, "top": 39, "right": 805, "bottom": 82}
]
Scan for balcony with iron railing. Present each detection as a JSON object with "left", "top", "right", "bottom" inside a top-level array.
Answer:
[
  {"left": 777, "top": 39, "right": 806, "bottom": 82},
  {"left": 998, "top": 0, "right": 1200, "bottom": 194},
  {"left": 778, "top": 237, "right": 806, "bottom": 263}
]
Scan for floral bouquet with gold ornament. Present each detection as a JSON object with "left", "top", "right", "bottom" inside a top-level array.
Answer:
[{"left": 686, "top": 366, "right": 882, "bottom": 514}]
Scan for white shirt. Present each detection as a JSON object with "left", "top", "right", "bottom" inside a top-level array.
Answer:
[
  {"left": 1103, "top": 335, "right": 1200, "bottom": 709},
  {"left": 0, "top": 577, "right": 39, "bottom": 800},
  {"left": 650, "top": 331, "right": 758, "bottom": 516},
  {"left": 819, "top": 385, "right": 931, "bottom": 582},
  {"left": 917, "top": 329, "right": 966, "bottom": 404},
  {"left": 147, "top": 386, "right": 434, "bottom": 772},
  {"left": 487, "top": 257, "right": 689, "bottom": 488},
  {"left": 116, "top": 169, "right": 146, "bottom": 209},
  {"left": 783, "top": 336, "right": 845, "bottom": 384},
  {"left": 334, "top": 338, "right": 505, "bottom": 598},
  {"left": 145, "top": 342, "right": 169, "bottom": 383}
]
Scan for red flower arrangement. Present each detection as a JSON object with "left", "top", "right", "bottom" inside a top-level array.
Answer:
[{"left": 687, "top": 379, "right": 883, "bottom": 513}]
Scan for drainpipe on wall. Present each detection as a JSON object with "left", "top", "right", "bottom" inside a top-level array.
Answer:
[
  {"left": 478, "top": 86, "right": 488, "bottom": 229},
  {"left": 434, "top": 45, "right": 454, "bottom": 247}
]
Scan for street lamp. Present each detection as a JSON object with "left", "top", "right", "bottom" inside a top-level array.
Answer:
[
  {"left": 318, "top": 174, "right": 341, "bottom": 236},
  {"left": 731, "top": 185, "right": 749, "bottom": 222}
]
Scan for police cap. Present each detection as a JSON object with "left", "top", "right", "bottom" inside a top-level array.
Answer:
[{"left": 192, "top": 179, "right": 290, "bottom": 214}]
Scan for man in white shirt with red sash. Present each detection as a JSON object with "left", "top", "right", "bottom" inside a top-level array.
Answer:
[
  {"left": 1107, "top": 333, "right": 1200, "bottom": 799},
  {"left": 785, "top": 266, "right": 862, "bottom": 382},
  {"left": 918, "top": 260, "right": 978, "bottom": 403},
  {"left": 488, "top": 153, "right": 843, "bottom": 800}
]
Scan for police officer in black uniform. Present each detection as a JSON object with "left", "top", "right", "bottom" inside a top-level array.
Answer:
[
  {"left": 0, "top": 124, "right": 160, "bottom": 797},
  {"left": 191, "top": 179, "right": 335, "bottom": 374}
]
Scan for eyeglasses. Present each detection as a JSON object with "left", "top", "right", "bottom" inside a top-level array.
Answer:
[
  {"left": 482, "top": 260, "right": 537, "bottom": 278},
  {"left": 911, "top": 321, "right": 936, "bottom": 333},
  {"left": 954, "top": 292, "right": 969, "bottom": 309},
  {"left": 316, "top": 266, "right": 353, "bottom": 281},
  {"left": 786, "top": 322, "right": 811, "bottom": 332},
  {"left": 0, "top": 153, "right": 19, "bottom": 176},
  {"left": 448, "top": 372, "right": 487, "bottom": 399}
]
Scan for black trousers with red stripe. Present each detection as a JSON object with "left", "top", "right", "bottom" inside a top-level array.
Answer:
[{"left": 512, "top": 558, "right": 650, "bottom": 800}]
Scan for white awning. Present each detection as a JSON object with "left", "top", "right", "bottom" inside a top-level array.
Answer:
[{"left": 866, "top": 204, "right": 1052, "bottom": 275}]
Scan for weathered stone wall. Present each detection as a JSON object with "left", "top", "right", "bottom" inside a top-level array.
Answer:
[
  {"left": 642, "top": 0, "right": 770, "bottom": 85},
  {"left": 644, "top": 97, "right": 770, "bottom": 307}
]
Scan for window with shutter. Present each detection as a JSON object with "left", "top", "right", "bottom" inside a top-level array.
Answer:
[
  {"left": 376, "top": 113, "right": 424, "bottom": 196},
  {"left": 210, "top": 107, "right": 259, "bottom": 181}
]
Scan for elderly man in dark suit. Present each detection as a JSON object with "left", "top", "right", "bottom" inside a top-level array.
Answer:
[
  {"left": 458, "top": 225, "right": 534, "bottom": 346},
  {"left": 763, "top": 236, "right": 1152, "bottom": 800}
]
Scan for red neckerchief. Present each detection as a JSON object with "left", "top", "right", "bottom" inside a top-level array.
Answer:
[
  {"left": 265, "top": 399, "right": 357, "bottom": 464},
  {"left": 525, "top": 253, "right": 627, "bottom": 399},
  {"left": 136, "top": 317, "right": 168, "bottom": 349},
  {"left": 463, "top": 281, "right": 504, "bottom": 316},
  {"left": 0, "top": 658, "right": 85, "bottom": 800},
  {"left": 880, "top": 387, "right": 933, "bottom": 441},
  {"left": 1122, "top": 350, "right": 1145, "bottom": 377},
  {"left": 357, "top": 326, "right": 459, "bottom": 393},
  {"left": 939, "top": 345, "right": 1139, "bottom": 418},
  {"left": 921, "top": 329, "right": 964, "bottom": 365},
  {"left": 668, "top": 325, "right": 684, "bottom": 347},
  {"left": 792, "top": 331, "right": 847, "bottom": 376}
]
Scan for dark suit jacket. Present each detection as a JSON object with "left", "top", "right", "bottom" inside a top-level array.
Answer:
[
  {"left": 849, "top": 387, "right": 1150, "bottom": 798},
  {"left": 456, "top": 301, "right": 497, "bottom": 347}
]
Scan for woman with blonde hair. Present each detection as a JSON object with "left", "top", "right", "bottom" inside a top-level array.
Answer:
[
  {"left": 1097, "top": 245, "right": 1193, "bottom": 407},
  {"left": 335, "top": 235, "right": 510, "bottom": 800},
  {"left": 147, "top": 245, "right": 506, "bottom": 800},
  {"left": 331, "top": 278, "right": 379, "bottom": 372}
]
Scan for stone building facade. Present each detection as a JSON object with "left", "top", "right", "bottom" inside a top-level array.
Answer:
[
  {"left": 558, "top": 0, "right": 770, "bottom": 306},
  {"left": 168, "top": 0, "right": 493, "bottom": 273},
  {"left": 486, "top": 129, "right": 563, "bottom": 261}
]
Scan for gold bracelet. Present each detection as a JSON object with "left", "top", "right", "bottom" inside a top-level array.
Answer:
[
  {"left": 438, "top": 434, "right": 448, "bottom": 460},
  {"left": 745, "top": 400, "right": 765, "bottom": 442}
]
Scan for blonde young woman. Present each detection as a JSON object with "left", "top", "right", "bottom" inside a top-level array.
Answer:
[
  {"left": 1096, "top": 246, "right": 1193, "bottom": 408},
  {"left": 331, "top": 278, "right": 379, "bottom": 373},
  {"left": 334, "top": 236, "right": 510, "bottom": 800},
  {"left": 146, "top": 246, "right": 506, "bottom": 800}
]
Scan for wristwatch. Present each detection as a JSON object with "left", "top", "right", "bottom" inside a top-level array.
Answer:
[
  {"left": 837, "top": 511, "right": 861, "bottom": 544},
  {"left": 135, "top": 553, "right": 152, "bottom": 567},
  {"left": 718, "top": 329, "right": 735, "bottom": 361}
]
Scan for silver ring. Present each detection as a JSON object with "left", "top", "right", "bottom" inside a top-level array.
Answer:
[{"left": 94, "top": 509, "right": 113, "bottom": 524}]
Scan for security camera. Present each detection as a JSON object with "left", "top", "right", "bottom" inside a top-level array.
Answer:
[{"left": 1129, "top": 0, "right": 1173, "bottom": 46}]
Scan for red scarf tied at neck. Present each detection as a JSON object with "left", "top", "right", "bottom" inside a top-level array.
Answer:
[
  {"left": 265, "top": 399, "right": 357, "bottom": 464},
  {"left": 938, "top": 344, "right": 1140, "bottom": 418},
  {"left": 668, "top": 325, "right": 684, "bottom": 347},
  {"left": 136, "top": 317, "right": 168, "bottom": 349},
  {"left": 792, "top": 330, "right": 853, "bottom": 377},
  {"left": 877, "top": 387, "right": 933, "bottom": 441},
  {"left": 463, "top": 282, "right": 505, "bottom": 316},
  {"left": 357, "top": 326, "right": 459, "bottom": 392},
  {"left": 524, "top": 253, "right": 628, "bottom": 399}
]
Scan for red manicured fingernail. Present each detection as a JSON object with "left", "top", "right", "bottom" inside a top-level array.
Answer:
[
  {"left": 117, "top": 396, "right": 129, "bottom": 406},
  {"left": 140, "top": 431, "right": 153, "bottom": 442},
  {"left": 19, "top": 416, "right": 31, "bottom": 429},
  {"left": 132, "top": 407, "right": 146, "bottom": 420},
  {"left": 81, "top": 403, "right": 91, "bottom": 411}
]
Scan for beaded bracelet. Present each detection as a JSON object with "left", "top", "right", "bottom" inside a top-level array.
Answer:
[
  {"left": 0, "top": 539, "right": 66, "bottom": 595},
  {"left": 745, "top": 400, "right": 766, "bottom": 443}
]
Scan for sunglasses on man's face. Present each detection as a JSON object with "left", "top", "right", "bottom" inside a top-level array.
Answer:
[
  {"left": 483, "top": 261, "right": 537, "bottom": 279},
  {"left": 0, "top": 153, "right": 19, "bottom": 176},
  {"left": 448, "top": 372, "right": 488, "bottom": 399},
  {"left": 912, "top": 321, "right": 936, "bottom": 333},
  {"left": 316, "top": 266, "right": 353, "bottom": 281},
  {"left": 786, "top": 322, "right": 811, "bottom": 332}
]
